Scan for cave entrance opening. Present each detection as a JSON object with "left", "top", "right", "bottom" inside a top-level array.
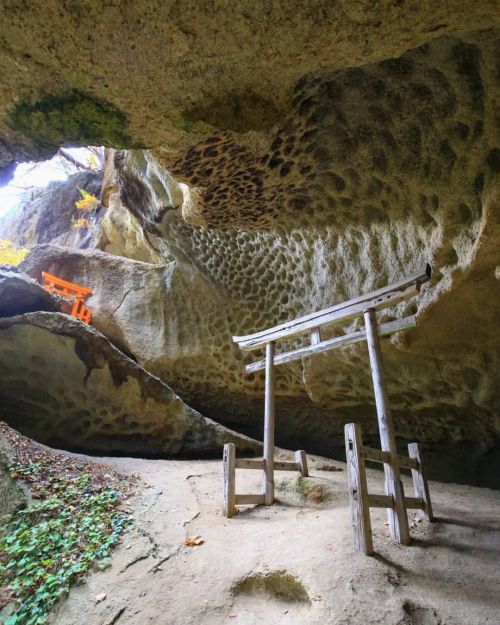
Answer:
[{"left": 225, "top": 264, "right": 434, "bottom": 555}]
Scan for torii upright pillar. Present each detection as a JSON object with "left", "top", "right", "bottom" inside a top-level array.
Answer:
[
  {"left": 364, "top": 309, "right": 411, "bottom": 546},
  {"left": 263, "top": 341, "right": 276, "bottom": 505}
]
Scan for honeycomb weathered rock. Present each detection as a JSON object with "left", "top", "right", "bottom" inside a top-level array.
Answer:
[{"left": 0, "top": 7, "right": 498, "bottom": 485}]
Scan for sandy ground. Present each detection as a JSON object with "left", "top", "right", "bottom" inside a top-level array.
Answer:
[{"left": 49, "top": 451, "right": 500, "bottom": 625}]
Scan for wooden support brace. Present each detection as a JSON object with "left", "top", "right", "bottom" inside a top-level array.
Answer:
[
  {"left": 345, "top": 423, "right": 373, "bottom": 555},
  {"left": 235, "top": 458, "right": 266, "bottom": 470},
  {"left": 396, "top": 454, "right": 419, "bottom": 471},
  {"left": 404, "top": 496, "right": 426, "bottom": 511},
  {"left": 408, "top": 443, "right": 433, "bottom": 521},
  {"left": 363, "top": 446, "right": 419, "bottom": 471},
  {"left": 235, "top": 494, "right": 265, "bottom": 505},
  {"left": 367, "top": 493, "right": 424, "bottom": 511},
  {"left": 363, "top": 446, "right": 391, "bottom": 465},
  {"left": 274, "top": 460, "right": 300, "bottom": 472},
  {"left": 234, "top": 265, "right": 430, "bottom": 351},
  {"left": 294, "top": 450, "right": 309, "bottom": 477},
  {"left": 246, "top": 316, "right": 416, "bottom": 374},
  {"left": 368, "top": 493, "right": 393, "bottom": 508},
  {"left": 222, "top": 443, "right": 236, "bottom": 518}
]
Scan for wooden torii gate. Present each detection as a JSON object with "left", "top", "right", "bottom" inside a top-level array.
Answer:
[{"left": 225, "top": 265, "right": 433, "bottom": 552}]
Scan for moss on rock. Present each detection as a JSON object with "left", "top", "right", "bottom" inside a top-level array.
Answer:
[
  {"left": 277, "top": 476, "right": 336, "bottom": 505},
  {"left": 7, "top": 91, "right": 136, "bottom": 155},
  {"left": 0, "top": 449, "right": 26, "bottom": 519}
]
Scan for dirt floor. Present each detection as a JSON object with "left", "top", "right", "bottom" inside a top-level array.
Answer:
[{"left": 47, "top": 450, "right": 500, "bottom": 625}]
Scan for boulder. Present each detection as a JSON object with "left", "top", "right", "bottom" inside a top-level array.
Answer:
[
  {"left": 0, "top": 267, "right": 59, "bottom": 317},
  {"left": 0, "top": 311, "right": 259, "bottom": 457}
]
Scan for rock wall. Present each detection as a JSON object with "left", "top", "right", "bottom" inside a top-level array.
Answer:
[
  {"left": 0, "top": 6, "right": 498, "bottom": 485},
  {"left": 0, "top": 171, "right": 103, "bottom": 249},
  {"left": 0, "top": 308, "right": 259, "bottom": 457},
  {"left": 1, "top": 2, "right": 499, "bottom": 181},
  {"left": 0, "top": 165, "right": 161, "bottom": 264},
  {"left": 61, "top": 32, "right": 499, "bottom": 486}
]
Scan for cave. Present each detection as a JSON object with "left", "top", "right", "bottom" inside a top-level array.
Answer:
[{"left": 0, "top": 3, "right": 499, "bottom": 624}]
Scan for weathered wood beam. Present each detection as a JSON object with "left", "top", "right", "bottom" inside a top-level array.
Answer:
[
  {"left": 367, "top": 493, "right": 425, "bottom": 511},
  {"left": 408, "top": 443, "right": 434, "bottom": 521},
  {"left": 367, "top": 493, "right": 393, "bottom": 508},
  {"left": 345, "top": 423, "right": 373, "bottom": 555},
  {"left": 263, "top": 342, "right": 275, "bottom": 505},
  {"left": 364, "top": 309, "right": 411, "bottom": 546},
  {"left": 363, "top": 446, "right": 391, "bottom": 464},
  {"left": 222, "top": 443, "right": 236, "bottom": 518},
  {"left": 246, "top": 316, "right": 416, "bottom": 373},
  {"left": 404, "top": 496, "right": 426, "bottom": 510},
  {"left": 363, "top": 445, "right": 419, "bottom": 471},
  {"left": 235, "top": 458, "right": 265, "bottom": 470},
  {"left": 235, "top": 494, "right": 265, "bottom": 505},
  {"left": 295, "top": 449, "right": 309, "bottom": 477},
  {"left": 274, "top": 460, "right": 300, "bottom": 471},
  {"left": 234, "top": 265, "right": 430, "bottom": 351},
  {"left": 397, "top": 455, "right": 419, "bottom": 472}
]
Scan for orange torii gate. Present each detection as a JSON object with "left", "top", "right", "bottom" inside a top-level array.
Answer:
[{"left": 41, "top": 271, "right": 93, "bottom": 325}]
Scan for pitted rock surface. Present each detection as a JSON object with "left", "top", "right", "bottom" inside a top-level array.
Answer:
[
  {"left": 0, "top": 7, "right": 499, "bottom": 485},
  {"left": 161, "top": 33, "right": 498, "bottom": 233},
  {"left": 1, "top": 3, "right": 499, "bottom": 179},
  {"left": 0, "top": 311, "right": 259, "bottom": 457}
]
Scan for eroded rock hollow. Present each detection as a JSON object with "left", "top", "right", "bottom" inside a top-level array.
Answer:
[{"left": 0, "top": 4, "right": 499, "bottom": 485}]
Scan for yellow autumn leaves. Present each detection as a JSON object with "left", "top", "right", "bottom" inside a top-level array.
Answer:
[
  {"left": 0, "top": 239, "right": 29, "bottom": 266},
  {"left": 75, "top": 188, "right": 99, "bottom": 212},
  {"left": 73, "top": 188, "right": 99, "bottom": 229}
]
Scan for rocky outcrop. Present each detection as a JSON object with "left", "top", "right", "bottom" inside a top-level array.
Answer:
[
  {"left": 0, "top": 267, "right": 59, "bottom": 317},
  {"left": 0, "top": 2, "right": 499, "bottom": 181},
  {"left": 0, "top": 309, "right": 259, "bottom": 457},
  {"left": 0, "top": 171, "right": 103, "bottom": 249},
  {"left": 0, "top": 167, "right": 161, "bottom": 264}
]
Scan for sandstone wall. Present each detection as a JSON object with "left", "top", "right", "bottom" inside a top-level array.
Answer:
[
  {"left": 1, "top": 2, "right": 499, "bottom": 182},
  {"left": 0, "top": 7, "right": 498, "bottom": 485},
  {"left": 0, "top": 309, "right": 259, "bottom": 457}
]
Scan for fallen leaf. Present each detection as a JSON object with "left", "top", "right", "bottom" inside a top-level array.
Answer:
[
  {"left": 185, "top": 535, "right": 204, "bottom": 546},
  {"left": 95, "top": 592, "right": 107, "bottom": 604}
]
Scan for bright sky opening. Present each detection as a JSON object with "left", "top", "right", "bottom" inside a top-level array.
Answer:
[{"left": 0, "top": 148, "right": 94, "bottom": 219}]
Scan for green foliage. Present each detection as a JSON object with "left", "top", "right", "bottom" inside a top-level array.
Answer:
[
  {"left": 7, "top": 90, "right": 138, "bottom": 153},
  {"left": 0, "top": 462, "right": 131, "bottom": 625}
]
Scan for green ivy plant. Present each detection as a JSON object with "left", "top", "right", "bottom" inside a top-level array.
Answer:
[{"left": 0, "top": 463, "right": 131, "bottom": 625}]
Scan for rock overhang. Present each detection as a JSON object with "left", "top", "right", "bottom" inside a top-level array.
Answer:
[
  {"left": 0, "top": 2, "right": 499, "bottom": 179},
  {"left": 0, "top": 5, "right": 498, "bottom": 485}
]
